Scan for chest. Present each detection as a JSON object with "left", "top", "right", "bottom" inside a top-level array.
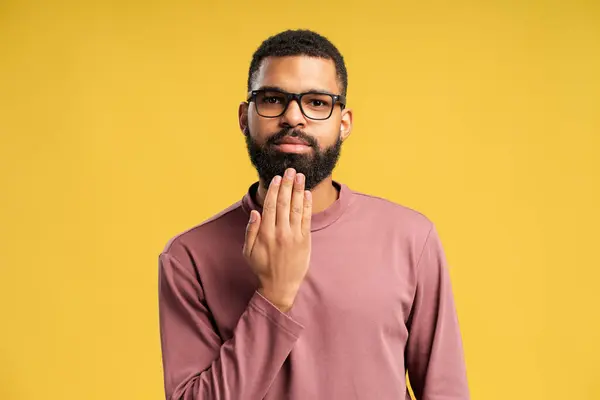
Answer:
[
  {"left": 291, "top": 237, "right": 414, "bottom": 338},
  {"left": 203, "top": 228, "right": 417, "bottom": 343}
]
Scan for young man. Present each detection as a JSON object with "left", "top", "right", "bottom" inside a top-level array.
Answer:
[{"left": 158, "top": 29, "right": 470, "bottom": 400}]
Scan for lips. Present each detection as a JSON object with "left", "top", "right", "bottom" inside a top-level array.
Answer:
[{"left": 274, "top": 137, "right": 310, "bottom": 146}]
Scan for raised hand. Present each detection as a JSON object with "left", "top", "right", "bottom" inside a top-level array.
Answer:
[{"left": 242, "top": 168, "right": 312, "bottom": 312}]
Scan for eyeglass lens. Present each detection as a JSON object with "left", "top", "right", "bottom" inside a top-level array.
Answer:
[{"left": 255, "top": 91, "right": 334, "bottom": 119}]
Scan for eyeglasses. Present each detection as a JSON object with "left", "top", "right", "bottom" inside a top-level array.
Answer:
[{"left": 247, "top": 88, "right": 346, "bottom": 121}]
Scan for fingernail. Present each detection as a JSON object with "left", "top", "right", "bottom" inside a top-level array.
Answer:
[
  {"left": 273, "top": 175, "right": 281, "bottom": 185},
  {"left": 286, "top": 168, "right": 295, "bottom": 178},
  {"left": 295, "top": 174, "right": 304, "bottom": 184},
  {"left": 249, "top": 211, "right": 256, "bottom": 223},
  {"left": 305, "top": 190, "right": 312, "bottom": 200}
]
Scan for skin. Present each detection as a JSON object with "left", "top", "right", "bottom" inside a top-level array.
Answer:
[
  {"left": 242, "top": 172, "right": 312, "bottom": 312},
  {"left": 239, "top": 56, "right": 353, "bottom": 311}
]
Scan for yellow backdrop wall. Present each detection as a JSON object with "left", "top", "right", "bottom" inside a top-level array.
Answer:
[{"left": 1, "top": 1, "right": 598, "bottom": 399}]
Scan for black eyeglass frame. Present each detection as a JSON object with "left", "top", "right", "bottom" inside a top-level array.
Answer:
[{"left": 246, "top": 89, "right": 347, "bottom": 121}]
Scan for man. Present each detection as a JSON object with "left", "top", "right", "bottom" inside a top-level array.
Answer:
[{"left": 158, "top": 29, "right": 470, "bottom": 400}]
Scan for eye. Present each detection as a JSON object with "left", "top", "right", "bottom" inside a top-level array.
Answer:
[
  {"left": 304, "top": 94, "right": 331, "bottom": 109},
  {"left": 259, "top": 91, "right": 286, "bottom": 105},
  {"left": 263, "top": 96, "right": 282, "bottom": 104}
]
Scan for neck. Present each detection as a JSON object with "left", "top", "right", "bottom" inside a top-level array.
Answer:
[{"left": 255, "top": 176, "right": 339, "bottom": 214}]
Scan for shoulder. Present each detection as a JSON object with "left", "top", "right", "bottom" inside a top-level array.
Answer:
[
  {"left": 160, "top": 200, "right": 245, "bottom": 262},
  {"left": 347, "top": 187, "right": 446, "bottom": 270},
  {"left": 349, "top": 188, "right": 434, "bottom": 235}
]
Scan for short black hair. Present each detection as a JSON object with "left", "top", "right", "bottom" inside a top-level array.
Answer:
[{"left": 247, "top": 29, "right": 348, "bottom": 97}]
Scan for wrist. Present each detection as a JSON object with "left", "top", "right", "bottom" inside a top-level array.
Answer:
[{"left": 258, "top": 286, "right": 297, "bottom": 312}]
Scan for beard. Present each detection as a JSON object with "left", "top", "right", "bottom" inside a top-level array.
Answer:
[{"left": 244, "top": 126, "right": 342, "bottom": 191}]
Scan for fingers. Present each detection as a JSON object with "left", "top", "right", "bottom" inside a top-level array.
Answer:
[
  {"left": 260, "top": 175, "right": 281, "bottom": 230},
  {"left": 289, "top": 173, "right": 305, "bottom": 230},
  {"left": 242, "top": 210, "right": 261, "bottom": 258},
  {"left": 258, "top": 169, "right": 304, "bottom": 234},
  {"left": 301, "top": 190, "right": 312, "bottom": 236},
  {"left": 276, "top": 168, "right": 296, "bottom": 228}
]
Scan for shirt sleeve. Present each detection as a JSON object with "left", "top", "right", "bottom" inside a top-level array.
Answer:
[
  {"left": 158, "top": 251, "right": 304, "bottom": 400},
  {"left": 405, "top": 225, "right": 470, "bottom": 399}
]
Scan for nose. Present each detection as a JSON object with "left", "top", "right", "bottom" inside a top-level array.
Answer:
[{"left": 280, "top": 98, "right": 306, "bottom": 128}]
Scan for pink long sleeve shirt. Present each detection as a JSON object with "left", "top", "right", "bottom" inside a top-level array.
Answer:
[{"left": 158, "top": 181, "right": 470, "bottom": 400}]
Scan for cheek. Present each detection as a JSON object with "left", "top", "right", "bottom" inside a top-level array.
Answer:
[
  {"left": 248, "top": 116, "right": 275, "bottom": 143},
  {"left": 313, "top": 124, "right": 341, "bottom": 149}
]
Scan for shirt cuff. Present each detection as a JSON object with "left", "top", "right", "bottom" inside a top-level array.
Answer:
[{"left": 248, "top": 290, "right": 305, "bottom": 339}]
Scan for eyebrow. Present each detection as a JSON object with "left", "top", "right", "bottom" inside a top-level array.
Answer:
[{"left": 256, "top": 85, "right": 338, "bottom": 96}]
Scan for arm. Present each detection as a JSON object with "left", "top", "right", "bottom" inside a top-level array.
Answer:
[
  {"left": 405, "top": 225, "right": 470, "bottom": 399},
  {"left": 158, "top": 251, "right": 303, "bottom": 400}
]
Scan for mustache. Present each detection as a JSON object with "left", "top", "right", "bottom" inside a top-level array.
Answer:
[{"left": 266, "top": 128, "right": 318, "bottom": 148}]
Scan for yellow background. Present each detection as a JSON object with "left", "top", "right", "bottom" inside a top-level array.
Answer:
[{"left": 1, "top": 0, "right": 599, "bottom": 399}]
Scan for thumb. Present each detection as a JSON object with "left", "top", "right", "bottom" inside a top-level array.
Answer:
[{"left": 242, "top": 210, "right": 261, "bottom": 258}]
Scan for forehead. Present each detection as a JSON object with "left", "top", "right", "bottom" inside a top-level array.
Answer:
[{"left": 253, "top": 56, "right": 340, "bottom": 94}]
